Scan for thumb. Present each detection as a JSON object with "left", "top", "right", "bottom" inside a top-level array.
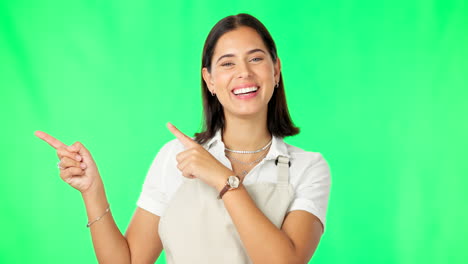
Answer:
[{"left": 67, "top": 142, "right": 94, "bottom": 162}]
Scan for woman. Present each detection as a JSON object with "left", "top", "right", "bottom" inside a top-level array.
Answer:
[{"left": 36, "top": 13, "right": 330, "bottom": 264}]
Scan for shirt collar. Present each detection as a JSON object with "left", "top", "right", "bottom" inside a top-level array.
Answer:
[
  {"left": 204, "top": 130, "right": 290, "bottom": 160},
  {"left": 204, "top": 130, "right": 223, "bottom": 150},
  {"left": 265, "top": 135, "right": 290, "bottom": 160}
]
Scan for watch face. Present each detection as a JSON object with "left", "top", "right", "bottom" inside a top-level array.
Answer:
[{"left": 228, "top": 176, "right": 240, "bottom": 188}]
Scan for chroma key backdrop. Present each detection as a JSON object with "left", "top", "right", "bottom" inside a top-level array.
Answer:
[{"left": 1, "top": 0, "right": 467, "bottom": 263}]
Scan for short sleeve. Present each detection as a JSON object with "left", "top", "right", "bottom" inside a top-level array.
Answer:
[
  {"left": 288, "top": 154, "right": 331, "bottom": 232},
  {"left": 137, "top": 140, "right": 179, "bottom": 217}
]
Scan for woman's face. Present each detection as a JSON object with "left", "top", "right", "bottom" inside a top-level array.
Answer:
[{"left": 203, "top": 26, "right": 280, "bottom": 119}]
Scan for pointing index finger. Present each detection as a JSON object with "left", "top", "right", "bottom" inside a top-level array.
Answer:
[
  {"left": 167, "top": 122, "right": 197, "bottom": 148},
  {"left": 34, "top": 131, "right": 67, "bottom": 150}
]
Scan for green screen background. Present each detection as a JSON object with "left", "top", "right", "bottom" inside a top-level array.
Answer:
[{"left": 1, "top": 0, "right": 467, "bottom": 263}]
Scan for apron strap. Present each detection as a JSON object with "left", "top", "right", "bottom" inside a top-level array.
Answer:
[{"left": 275, "top": 155, "right": 290, "bottom": 186}]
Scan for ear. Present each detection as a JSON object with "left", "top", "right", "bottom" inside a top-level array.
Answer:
[
  {"left": 202, "top": 67, "right": 214, "bottom": 90},
  {"left": 274, "top": 57, "right": 282, "bottom": 84}
]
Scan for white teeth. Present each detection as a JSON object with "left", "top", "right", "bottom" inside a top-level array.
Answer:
[{"left": 233, "top": 86, "right": 258, "bottom": 95}]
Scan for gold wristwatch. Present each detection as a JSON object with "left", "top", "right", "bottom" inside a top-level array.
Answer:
[{"left": 218, "top": 175, "right": 240, "bottom": 199}]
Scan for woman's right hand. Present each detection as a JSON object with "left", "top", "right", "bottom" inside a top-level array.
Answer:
[{"left": 35, "top": 131, "right": 102, "bottom": 195}]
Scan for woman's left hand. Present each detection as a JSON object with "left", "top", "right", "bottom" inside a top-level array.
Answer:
[{"left": 167, "top": 122, "right": 233, "bottom": 191}]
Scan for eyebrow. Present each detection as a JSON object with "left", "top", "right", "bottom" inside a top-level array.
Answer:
[{"left": 215, "top": 48, "right": 266, "bottom": 64}]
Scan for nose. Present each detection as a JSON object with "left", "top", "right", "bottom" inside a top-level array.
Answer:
[{"left": 236, "top": 61, "right": 252, "bottom": 78}]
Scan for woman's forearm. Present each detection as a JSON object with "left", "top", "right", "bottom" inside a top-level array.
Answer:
[
  {"left": 221, "top": 185, "right": 297, "bottom": 264},
  {"left": 81, "top": 180, "right": 131, "bottom": 264}
]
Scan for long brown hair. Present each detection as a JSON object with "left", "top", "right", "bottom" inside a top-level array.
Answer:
[{"left": 195, "top": 13, "right": 299, "bottom": 144}]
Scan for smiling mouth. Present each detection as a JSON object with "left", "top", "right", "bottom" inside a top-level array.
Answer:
[{"left": 232, "top": 86, "right": 259, "bottom": 95}]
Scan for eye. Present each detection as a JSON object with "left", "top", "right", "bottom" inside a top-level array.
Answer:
[
  {"left": 221, "top": 62, "right": 234, "bottom": 67},
  {"left": 250, "top": 57, "right": 264, "bottom": 62}
]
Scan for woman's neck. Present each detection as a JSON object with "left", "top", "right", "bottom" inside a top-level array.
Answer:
[{"left": 222, "top": 113, "right": 271, "bottom": 151}]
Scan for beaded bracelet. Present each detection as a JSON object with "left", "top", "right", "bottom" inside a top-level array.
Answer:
[{"left": 87, "top": 205, "right": 110, "bottom": 228}]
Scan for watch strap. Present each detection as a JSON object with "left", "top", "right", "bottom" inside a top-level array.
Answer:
[{"left": 218, "top": 184, "right": 231, "bottom": 199}]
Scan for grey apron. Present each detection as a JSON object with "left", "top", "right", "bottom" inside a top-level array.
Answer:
[{"left": 158, "top": 156, "right": 294, "bottom": 264}]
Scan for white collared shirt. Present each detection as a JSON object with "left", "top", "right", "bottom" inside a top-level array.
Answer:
[{"left": 137, "top": 131, "right": 331, "bottom": 229}]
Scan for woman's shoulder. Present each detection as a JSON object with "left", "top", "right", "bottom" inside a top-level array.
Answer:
[
  {"left": 147, "top": 138, "right": 186, "bottom": 170},
  {"left": 156, "top": 138, "right": 186, "bottom": 156},
  {"left": 283, "top": 142, "right": 328, "bottom": 169}
]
